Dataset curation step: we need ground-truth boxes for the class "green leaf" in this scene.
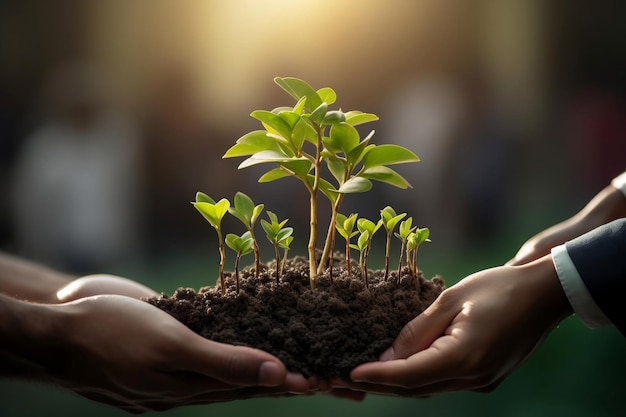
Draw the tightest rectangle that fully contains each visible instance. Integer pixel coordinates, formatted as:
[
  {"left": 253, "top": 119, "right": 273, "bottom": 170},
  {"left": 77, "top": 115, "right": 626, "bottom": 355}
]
[
  {"left": 223, "top": 131, "right": 283, "bottom": 158},
  {"left": 309, "top": 102, "right": 328, "bottom": 124},
  {"left": 195, "top": 192, "right": 215, "bottom": 204},
  {"left": 193, "top": 199, "right": 230, "bottom": 229},
  {"left": 293, "top": 97, "right": 307, "bottom": 114},
  {"left": 238, "top": 151, "right": 305, "bottom": 169},
  {"left": 399, "top": 217, "right": 415, "bottom": 238},
  {"left": 280, "top": 159, "right": 312, "bottom": 180},
  {"left": 278, "top": 111, "right": 301, "bottom": 129},
  {"left": 258, "top": 167, "right": 291, "bottom": 183},
  {"left": 325, "top": 156, "right": 347, "bottom": 184},
  {"left": 337, "top": 176, "right": 372, "bottom": 194},
  {"left": 315, "top": 177, "right": 339, "bottom": 203},
  {"left": 361, "top": 166, "right": 412, "bottom": 188},
  {"left": 251, "top": 205, "right": 264, "bottom": 224},
  {"left": 274, "top": 77, "right": 322, "bottom": 110},
  {"left": 276, "top": 227, "right": 294, "bottom": 243},
  {"left": 346, "top": 133, "right": 375, "bottom": 166},
  {"left": 225, "top": 233, "right": 241, "bottom": 251},
  {"left": 344, "top": 111, "right": 379, "bottom": 126},
  {"left": 329, "top": 122, "right": 360, "bottom": 154},
  {"left": 362, "top": 144, "right": 420, "bottom": 169},
  {"left": 322, "top": 110, "right": 346, "bottom": 125},
  {"left": 290, "top": 117, "right": 307, "bottom": 151},
  {"left": 317, "top": 87, "right": 336, "bottom": 105},
  {"left": 251, "top": 110, "right": 292, "bottom": 140},
  {"left": 233, "top": 192, "right": 254, "bottom": 220},
  {"left": 356, "top": 231, "right": 370, "bottom": 251}
]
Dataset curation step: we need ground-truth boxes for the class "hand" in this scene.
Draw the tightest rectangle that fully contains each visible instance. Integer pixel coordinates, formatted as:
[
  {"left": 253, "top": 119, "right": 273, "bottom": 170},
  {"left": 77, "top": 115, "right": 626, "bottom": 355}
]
[
  {"left": 332, "top": 255, "right": 572, "bottom": 397},
  {"left": 508, "top": 184, "right": 626, "bottom": 266},
  {"left": 56, "top": 274, "right": 158, "bottom": 302},
  {"left": 38, "top": 295, "right": 311, "bottom": 413}
]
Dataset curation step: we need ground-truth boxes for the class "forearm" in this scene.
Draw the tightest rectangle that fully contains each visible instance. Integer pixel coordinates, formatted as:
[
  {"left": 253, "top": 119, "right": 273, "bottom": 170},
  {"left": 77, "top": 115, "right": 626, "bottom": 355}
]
[
  {"left": 0, "top": 252, "right": 74, "bottom": 303},
  {"left": 0, "top": 294, "right": 60, "bottom": 380}
]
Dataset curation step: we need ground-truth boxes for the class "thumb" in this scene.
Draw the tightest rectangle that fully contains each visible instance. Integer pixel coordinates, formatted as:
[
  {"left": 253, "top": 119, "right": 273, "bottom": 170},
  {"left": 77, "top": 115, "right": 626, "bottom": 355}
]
[
  {"left": 180, "top": 336, "right": 288, "bottom": 387},
  {"left": 382, "top": 293, "right": 455, "bottom": 361}
]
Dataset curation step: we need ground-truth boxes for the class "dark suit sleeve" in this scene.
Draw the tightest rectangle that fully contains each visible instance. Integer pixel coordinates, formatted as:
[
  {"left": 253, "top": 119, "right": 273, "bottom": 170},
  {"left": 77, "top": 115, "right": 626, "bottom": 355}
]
[{"left": 565, "top": 218, "right": 626, "bottom": 335}]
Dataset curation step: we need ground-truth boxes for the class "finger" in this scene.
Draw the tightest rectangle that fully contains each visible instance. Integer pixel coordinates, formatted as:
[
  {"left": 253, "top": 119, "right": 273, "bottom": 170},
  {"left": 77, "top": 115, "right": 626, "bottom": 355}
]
[
  {"left": 350, "top": 333, "right": 462, "bottom": 388},
  {"left": 57, "top": 275, "right": 158, "bottom": 302},
  {"left": 377, "top": 292, "right": 457, "bottom": 361}
]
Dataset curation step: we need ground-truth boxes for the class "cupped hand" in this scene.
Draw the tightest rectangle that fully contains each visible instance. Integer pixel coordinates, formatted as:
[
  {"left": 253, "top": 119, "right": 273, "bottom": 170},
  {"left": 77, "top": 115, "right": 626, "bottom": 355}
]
[
  {"left": 56, "top": 274, "right": 158, "bottom": 302},
  {"left": 332, "top": 255, "right": 572, "bottom": 397},
  {"left": 47, "top": 294, "right": 311, "bottom": 413}
]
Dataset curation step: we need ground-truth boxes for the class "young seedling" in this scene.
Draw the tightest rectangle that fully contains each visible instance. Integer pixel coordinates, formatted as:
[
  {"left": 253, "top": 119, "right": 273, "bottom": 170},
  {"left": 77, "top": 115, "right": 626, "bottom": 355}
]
[
  {"left": 394, "top": 217, "right": 416, "bottom": 282},
  {"left": 279, "top": 235, "right": 294, "bottom": 274},
  {"left": 192, "top": 192, "right": 230, "bottom": 295},
  {"left": 380, "top": 206, "right": 406, "bottom": 281},
  {"left": 261, "top": 211, "right": 293, "bottom": 283},
  {"left": 335, "top": 212, "right": 358, "bottom": 275},
  {"left": 223, "top": 77, "right": 420, "bottom": 289},
  {"left": 350, "top": 230, "right": 370, "bottom": 288},
  {"left": 228, "top": 192, "right": 264, "bottom": 277},
  {"left": 406, "top": 228, "right": 431, "bottom": 277},
  {"left": 225, "top": 231, "right": 254, "bottom": 294},
  {"left": 354, "top": 217, "right": 383, "bottom": 288}
]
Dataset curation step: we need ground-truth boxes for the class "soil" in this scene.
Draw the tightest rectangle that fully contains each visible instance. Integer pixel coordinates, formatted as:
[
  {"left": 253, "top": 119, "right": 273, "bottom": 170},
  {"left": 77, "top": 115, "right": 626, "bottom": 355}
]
[{"left": 146, "top": 253, "right": 445, "bottom": 380}]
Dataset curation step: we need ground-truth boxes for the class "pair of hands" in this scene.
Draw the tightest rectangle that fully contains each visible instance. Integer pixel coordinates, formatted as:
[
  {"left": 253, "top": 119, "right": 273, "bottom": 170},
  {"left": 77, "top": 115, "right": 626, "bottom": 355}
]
[{"left": 44, "top": 183, "right": 626, "bottom": 411}]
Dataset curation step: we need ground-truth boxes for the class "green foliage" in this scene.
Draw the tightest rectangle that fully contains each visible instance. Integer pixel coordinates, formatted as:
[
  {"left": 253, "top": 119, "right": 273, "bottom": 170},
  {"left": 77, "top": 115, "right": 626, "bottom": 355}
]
[
  {"left": 223, "top": 76, "right": 420, "bottom": 288},
  {"left": 335, "top": 212, "right": 359, "bottom": 274},
  {"left": 228, "top": 192, "right": 264, "bottom": 277},
  {"left": 380, "top": 206, "right": 407, "bottom": 281},
  {"left": 406, "top": 228, "right": 431, "bottom": 277},
  {"left": 192, "top": 193, "right": 230, "bottom": 295},
  {"left": 261, "top": 211, "right": 293, "bottom": 283},
  {"left": 225, "top": 231, "right": 254, "bottom": 294},
  {"left": 395, "top": 217, "right": 416, "bottom": 281},
  {"left": 350, "top": 217, "right": 383, "bottom": 288}
]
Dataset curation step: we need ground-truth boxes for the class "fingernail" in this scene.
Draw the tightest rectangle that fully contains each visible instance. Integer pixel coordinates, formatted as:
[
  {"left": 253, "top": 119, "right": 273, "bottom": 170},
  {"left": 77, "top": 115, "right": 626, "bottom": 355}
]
[
  {"left": 258, "top": 361, "right": 284, "bottom": 386},
  {"left": 379, "top": 347, "right": 395, "bottom": 361}
]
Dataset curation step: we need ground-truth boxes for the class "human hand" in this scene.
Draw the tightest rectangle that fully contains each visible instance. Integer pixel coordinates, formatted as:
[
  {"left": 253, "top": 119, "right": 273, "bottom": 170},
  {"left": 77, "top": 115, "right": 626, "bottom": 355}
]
[
  {"left": 56, "top": 274, "right": 158, "bottom": 302},
  {"left": 33, "top": 295, "right": 311, "bottom": 413},
  {"left": 332, "top": 255, "right": 572, "bottom": 397},
  {"left": 508, "top": 185, "right": 626, "bottom": 266}
]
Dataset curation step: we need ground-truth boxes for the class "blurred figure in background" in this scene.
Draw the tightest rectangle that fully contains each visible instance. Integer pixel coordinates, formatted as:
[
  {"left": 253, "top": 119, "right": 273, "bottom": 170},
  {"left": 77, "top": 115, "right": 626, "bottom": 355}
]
[{"left": 10, "top": 61, "right": 142, "bottom": 273}]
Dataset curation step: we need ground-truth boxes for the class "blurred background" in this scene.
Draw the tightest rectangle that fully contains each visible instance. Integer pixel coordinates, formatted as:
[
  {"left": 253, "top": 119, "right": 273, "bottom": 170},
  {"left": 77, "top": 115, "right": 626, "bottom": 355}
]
[{"left": 0, "top": 0, "right": 624, "bottom": 416}]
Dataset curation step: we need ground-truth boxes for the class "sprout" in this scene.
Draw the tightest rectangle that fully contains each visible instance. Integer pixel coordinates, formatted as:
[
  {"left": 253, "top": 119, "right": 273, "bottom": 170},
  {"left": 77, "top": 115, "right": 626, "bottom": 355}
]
[
  {"left": 228, "top": 192, "right": 264, "bottom": 277},
  {"left": 335, "top": 212, "right": 359, "bottom": 276},
  {"left": 192, "top": 192, "right": 230, "bottom": 295},
  {"left": 225, "top": 231, "right": 254, "bottom": 294},
  {"left": 394, "top": 217, "right": 416, "bottom": 282},
  {"left": 350, "top": 230, "right": 370, "bottom": 288},
  {"left": 406, "top": 228, "right": 431, "bottom": 277},
  {"left": 380, "top": 206, "right": 406, "bottom": 281},
  {"left": 353, "top": 217, "right": 383, "bottom": 288},
  {"left": 261, "top": 211, "right": 293, "bottom": 283}
]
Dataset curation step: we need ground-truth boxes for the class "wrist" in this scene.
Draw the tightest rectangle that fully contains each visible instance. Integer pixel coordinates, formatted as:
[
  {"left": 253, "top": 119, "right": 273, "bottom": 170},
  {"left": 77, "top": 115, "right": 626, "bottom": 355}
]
[{"left": 519, "top": 254, "right": 573, "bottom": 324}]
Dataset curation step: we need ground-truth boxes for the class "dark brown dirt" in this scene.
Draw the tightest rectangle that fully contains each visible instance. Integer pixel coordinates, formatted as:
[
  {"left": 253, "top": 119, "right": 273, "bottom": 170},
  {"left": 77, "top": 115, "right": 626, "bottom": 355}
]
[{"left": 146, "top": 253, "right": 445, "bottom": 380}]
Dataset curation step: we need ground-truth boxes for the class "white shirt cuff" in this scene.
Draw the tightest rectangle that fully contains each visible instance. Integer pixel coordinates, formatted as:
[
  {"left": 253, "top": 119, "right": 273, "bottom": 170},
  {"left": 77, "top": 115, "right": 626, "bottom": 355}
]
[
  {"left": 551, "top": 245, "right": 611, "bottom": 329},
  {"left": 611, "top": 171, "right": 626, "bottom": 196}
]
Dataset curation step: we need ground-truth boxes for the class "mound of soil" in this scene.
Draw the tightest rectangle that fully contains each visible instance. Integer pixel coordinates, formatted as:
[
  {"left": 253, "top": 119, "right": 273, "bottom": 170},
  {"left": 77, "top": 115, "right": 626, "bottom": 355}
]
[{"left": 146, "top": 254, "right": 445, "bottom": 380}]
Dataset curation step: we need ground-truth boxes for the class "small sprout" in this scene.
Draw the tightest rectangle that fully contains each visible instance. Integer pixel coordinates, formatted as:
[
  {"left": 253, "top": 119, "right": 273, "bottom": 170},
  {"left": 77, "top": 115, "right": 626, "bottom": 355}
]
[
  {"left": 261, "top": 211, "right": 293, "bottom": 283},
  {"left": 394, "top": 217, "right": 416, "bottom": 282},
  {"left": 380, "top": 206, "right": 406, "bottom": 281},
  {"left": 228, "top": 192, "right": 264, "bottom": 277},
  {"left": 335, "top": 212, "right": 359, "bottom": 275},
  {"left": 193, "top": 192, "right": 230, "bottom": 295},
  {"left": 406, "top": 228, "right": 431, "bottom": 277},
  {"left": 279, "top": 235, "right": 294, "bottom": 275},
  {"left": 354, "top": 217, "right": 383, "bottom": 288},
  {"left": 350, "top": 230, "right": 370, "bottom": 287},
  {"left": 225, "top": 231, "right": 254, "bottom": 294}
]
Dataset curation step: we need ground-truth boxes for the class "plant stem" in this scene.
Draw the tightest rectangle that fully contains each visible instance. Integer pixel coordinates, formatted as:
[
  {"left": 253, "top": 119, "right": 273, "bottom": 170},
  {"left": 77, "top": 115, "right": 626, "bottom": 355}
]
[
  {"left": 317, "top": 194, "right": 344, "bottom": 275},
  {"left": 397, "top": 240, "right": 406, "bottom": 284},
  {"left": 217, "top": 230, "right": 226, "bottom": 295},
  {"left": 250, "top": 229, "right": 261, "bottom": 278},
  {"left": 363, "top": 247, "right": 369, "bottom": 289},
  {"left": 383, "top": 232, "right": 391, "bottom": 281},
  {"left": 345, "top": 240, "right": 352, "bottom": 277},
  {"left": 274, "top": 244, "right": 281, "bottom": 284},
  {"left": 307, "top": 124, "right": 324, "bottom": 290},
  {"left": 234, "top": 255, "right": 240, "bottom": 294}
]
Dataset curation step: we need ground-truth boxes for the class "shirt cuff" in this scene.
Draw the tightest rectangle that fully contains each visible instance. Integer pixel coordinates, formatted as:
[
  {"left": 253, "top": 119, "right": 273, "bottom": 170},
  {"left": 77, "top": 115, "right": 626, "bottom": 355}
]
[
  {"left": 610, "top": 171, "right": 626, "bottom": 196},
  {"left": 551, "top": 245, "right": 611, "bottom": 329}
]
